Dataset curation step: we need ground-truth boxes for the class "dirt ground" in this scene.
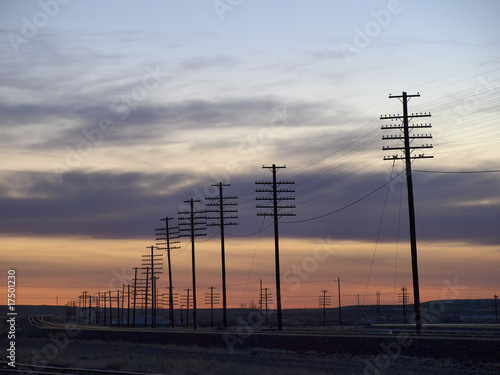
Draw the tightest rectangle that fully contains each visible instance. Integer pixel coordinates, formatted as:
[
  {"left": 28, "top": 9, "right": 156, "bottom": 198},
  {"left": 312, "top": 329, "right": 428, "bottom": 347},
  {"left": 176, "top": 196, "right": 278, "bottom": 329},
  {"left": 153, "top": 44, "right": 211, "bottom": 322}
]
[{"left": 15, "top": 337, "right": 500, "bottom": 375}]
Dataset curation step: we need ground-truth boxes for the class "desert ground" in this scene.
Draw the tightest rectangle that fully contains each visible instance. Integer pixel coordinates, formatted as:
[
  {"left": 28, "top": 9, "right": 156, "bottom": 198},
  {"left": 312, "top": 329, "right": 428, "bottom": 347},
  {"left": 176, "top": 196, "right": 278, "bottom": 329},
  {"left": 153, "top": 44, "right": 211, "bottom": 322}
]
[{"left": 3, "top": 301, "right": 500, "bottom": 374}]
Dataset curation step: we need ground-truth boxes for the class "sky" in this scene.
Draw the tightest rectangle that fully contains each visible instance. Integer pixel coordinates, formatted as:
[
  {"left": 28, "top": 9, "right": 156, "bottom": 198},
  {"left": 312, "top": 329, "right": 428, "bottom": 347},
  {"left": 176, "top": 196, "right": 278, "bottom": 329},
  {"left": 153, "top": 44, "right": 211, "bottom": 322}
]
[{"left": 1, "top": 0, "right": 499, "bottom": 310}]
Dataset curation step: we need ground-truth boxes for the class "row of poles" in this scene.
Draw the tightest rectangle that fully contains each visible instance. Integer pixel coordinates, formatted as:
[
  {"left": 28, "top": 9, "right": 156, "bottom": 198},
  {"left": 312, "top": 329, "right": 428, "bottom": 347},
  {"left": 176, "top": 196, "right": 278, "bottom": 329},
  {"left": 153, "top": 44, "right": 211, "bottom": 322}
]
[
  {"left": 67, "top": 92, "right": 435, "bottom": 334},
  {"left": 66, "top": 165, "right": 295, "bottom": 330}
]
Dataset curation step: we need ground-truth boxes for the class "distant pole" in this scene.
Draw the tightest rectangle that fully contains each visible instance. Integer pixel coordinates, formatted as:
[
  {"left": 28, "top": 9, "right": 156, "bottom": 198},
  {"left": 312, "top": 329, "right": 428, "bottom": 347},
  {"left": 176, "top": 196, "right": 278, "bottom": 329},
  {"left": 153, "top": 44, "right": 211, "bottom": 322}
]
[
  {"left": 109, "top": 290, "right": 112, "bottom": 327},
  {"left": 399, "top": 286, "right": 408, "bottom": 324},
  {"left": 116, "top": 290, "right": 121, "bottom": 327},
  {"left": 260, "top": 279, "right": 263, "bottom": 324},
  {"left": 133, "top": 267, "right": 138, "bottom": 328},
  {"left": 494, "top": 294, "right": 498, "bottom": 324},
  {"left": 127, "top": 284, "right": 130, "bottom": 328},
  {"left": 88, "top": 294, "right": 92, "bottom": 324},
  {"left": 144, "top": 267, "right": 149, "bottom": 328},
  {"left": 338, "top": 277, "right": 342, "bottom": 326},
  {"left": 320, "top": 290, "right": 330, "bottom": 326},
  {"left": 179, "top": 199, "right": 207, "bottom": 330},
  {"left": 184, "top": 289, "right": 191, "bottom": 328},
  {"left": 265, "top": 288, "right": 269, "bottom": 325},
  {"left": 157, "top": 217, "right": 180, "bottom": 329},
  {"left": 256, "top": 164, "right": 296, "bottom": 331},
  {"left": 103, "top": 292, "right": 107, "bottom": 325},
  {"left": 376, "top": 290, "right": 381, "bottom": 313},
  {"left": 381, "top": 92, "right": 432, "bottom": 334}
]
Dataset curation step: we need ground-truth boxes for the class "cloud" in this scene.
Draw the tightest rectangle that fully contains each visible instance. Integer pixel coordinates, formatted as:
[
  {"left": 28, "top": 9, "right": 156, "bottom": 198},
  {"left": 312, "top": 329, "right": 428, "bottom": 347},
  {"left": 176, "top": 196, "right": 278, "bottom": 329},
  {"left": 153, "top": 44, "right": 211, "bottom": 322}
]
[{"left": 1, "top": 167, "right": 499, "bottom": 247}]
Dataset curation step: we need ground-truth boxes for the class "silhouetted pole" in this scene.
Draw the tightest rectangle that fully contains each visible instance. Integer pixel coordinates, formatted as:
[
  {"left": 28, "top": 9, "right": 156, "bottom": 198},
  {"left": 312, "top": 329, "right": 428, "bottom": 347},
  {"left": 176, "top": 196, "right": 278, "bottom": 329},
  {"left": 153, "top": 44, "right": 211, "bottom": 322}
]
[
  {"left": 132, "top": 267, "right": 138, "bottom": 328},
  {"left": 256, "top": 164, "right": 295, "bottom": 331},
  {"left": 494, "top": 294, "right": 498, "bottom": 323},
  {"left": 127, "top": 284, "right": 130, "bottom": 328},
  {"left": 179, "top": 199, "right": 207, "bottom": 330},
  {"left": 103, "top": 292, "right": 107, "bottom": 325},
  {"left": 184, "top": 288, "right": 191, "bottom": 328},
  {"left": 82, "top": 291, "right": 87, "bottom": 324},
  {"left": 157, "top": 217, "right": 180, "bottom": 328},
  {"left": 108, "top": 290, "right": 112, "bottom": 327},
  {"left": 88, "top": 294, "right": 92, "bottom": 324},
  {"left": 320, "top": 290, "right": 330, "bottom": 326},
  {"left": 206, "top": 182, "right": 238, "bottom": 329},
  {"left": 381, "top": 92, "right": 433, "bottom": 334},
  {"left": 338, "top": 276, "right": 342, "bottom": 326},
  {"left": 399, "top": 286, "right": 408, "bottom": 323},
  {"left": 144, "top": 267, "right": 149, "bottom": 328}
]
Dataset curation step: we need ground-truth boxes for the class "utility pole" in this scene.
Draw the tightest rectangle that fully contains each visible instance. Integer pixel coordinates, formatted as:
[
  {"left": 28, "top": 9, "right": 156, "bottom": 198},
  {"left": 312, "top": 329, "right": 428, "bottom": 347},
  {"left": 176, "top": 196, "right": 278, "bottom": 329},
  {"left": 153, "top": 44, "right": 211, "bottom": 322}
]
[
  {"left": 103, "top": 292, "right": 107, "bottom": 325},
  {"left": 319, "top": 290, "right": 331, "bottom": 326},
  {"left": 143, "top": 246, "right": 163, "bottom": 328},
  {"left": 88, "top": 294, "right": 92, "bottom": 324},
  {"left": 494, "top": 294, "right": 498, "bottom": 324},
  {"left": 144, "top": 267, "right": 149, "bottom": 328},
  {"left": 182, "top": 288, "right": 191, "bottom": 328},
  {"left": 381, "top": 92, "right": 433, "bottom": 334},
  {"left": 206, "top": 182, "right": 238, "bottom": 329},
  {"left": 156, "top": 217, "right": 180, "bottom": 328},
  {"left": 337, "top": 276, "right": 342, "bottom": 326},
  {"left": 256, "top": 164, "right": 295, "bottom": 331},
  {"left": 205, "top": 286, "right": 220, "bottom": 328},
  {"left": 376, "top": 290, "right": 381, "bottom": 313},
  {"left": 179, "top": 199, "right": 207, "bottom": 330},
  {"left": 399, "top": 286, "right": 409, "bottom": 324},
  {"left": 132, "top": 267, "right": 138, "bottom": 328},
  {"left": 127, "top": 284, "right": 130, "bottom": 328},
  {"left": 261, "top": 287, "right": 273, "bottom": 325},
  {"left": 108, "top": 290, "right": 112, "bottom": 327},
  {"left": 82, "top": 291, "right": 87, "bottom": 324},
  {"left": 117, "top": 290, "right": 120, "bottom": 327}
]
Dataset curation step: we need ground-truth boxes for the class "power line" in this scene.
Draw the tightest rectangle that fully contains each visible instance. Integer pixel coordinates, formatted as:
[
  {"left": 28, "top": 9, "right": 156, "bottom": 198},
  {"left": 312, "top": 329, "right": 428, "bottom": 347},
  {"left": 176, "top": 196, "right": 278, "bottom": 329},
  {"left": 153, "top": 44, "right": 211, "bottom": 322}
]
[
  {"left": 283, "top": 170, "right": 405, "bottom": 224},
  {"left": 414, "top": 169, "right": 500, "bottom": 174}
]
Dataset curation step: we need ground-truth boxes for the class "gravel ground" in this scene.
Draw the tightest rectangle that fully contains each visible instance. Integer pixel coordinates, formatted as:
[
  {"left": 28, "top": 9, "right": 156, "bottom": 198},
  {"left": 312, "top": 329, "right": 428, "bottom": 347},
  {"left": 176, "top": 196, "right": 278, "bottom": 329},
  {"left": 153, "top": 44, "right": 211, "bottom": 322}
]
[{"left": 15, "top": 337, "right": 500, "bottom": 375}]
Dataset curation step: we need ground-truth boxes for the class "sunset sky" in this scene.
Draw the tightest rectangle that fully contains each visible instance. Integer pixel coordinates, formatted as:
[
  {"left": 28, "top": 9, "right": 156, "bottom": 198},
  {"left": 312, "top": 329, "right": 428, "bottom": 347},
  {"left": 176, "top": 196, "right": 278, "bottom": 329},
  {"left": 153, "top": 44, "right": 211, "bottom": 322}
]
[{"left": 1, "top": 0, "right": 499, "bottom": 309}]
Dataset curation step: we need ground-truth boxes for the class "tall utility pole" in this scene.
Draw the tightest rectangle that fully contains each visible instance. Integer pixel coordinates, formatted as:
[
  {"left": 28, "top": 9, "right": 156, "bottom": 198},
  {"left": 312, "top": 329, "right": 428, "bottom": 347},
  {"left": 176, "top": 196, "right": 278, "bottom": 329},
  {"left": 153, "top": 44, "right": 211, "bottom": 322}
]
[
  {"left": 256, "top": 164, "right": 295, "bottom": 331},
  {"left": 381, "top": 92, "right": 433, "bottom": 334},
  {"left": 179, "top": 199, "right": 207, "bottom": 329},
  {"left": 156, "top": 217, "right": 180, "bottom": 328},
  {"left": 206, "top": 182, "right": 238, "bottom": 329}
]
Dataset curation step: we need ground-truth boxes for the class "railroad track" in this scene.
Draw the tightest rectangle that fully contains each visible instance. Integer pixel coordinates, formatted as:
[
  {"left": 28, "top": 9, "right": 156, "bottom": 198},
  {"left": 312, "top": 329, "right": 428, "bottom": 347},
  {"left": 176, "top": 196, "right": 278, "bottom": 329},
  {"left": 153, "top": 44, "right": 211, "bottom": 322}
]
[
  {"left": 0, "top": 361, "right": 170, "bottom": 375},
  {"left": 28, "top": 315, "right": 500, "bottom": 339}
]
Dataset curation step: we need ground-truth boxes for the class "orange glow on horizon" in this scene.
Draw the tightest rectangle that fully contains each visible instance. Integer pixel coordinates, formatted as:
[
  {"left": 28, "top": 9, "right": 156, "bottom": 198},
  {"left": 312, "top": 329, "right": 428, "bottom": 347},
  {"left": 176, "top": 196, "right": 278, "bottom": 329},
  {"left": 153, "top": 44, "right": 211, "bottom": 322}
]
[{"left": 1, "top": 236, "right": 498, "bottom": 308}]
